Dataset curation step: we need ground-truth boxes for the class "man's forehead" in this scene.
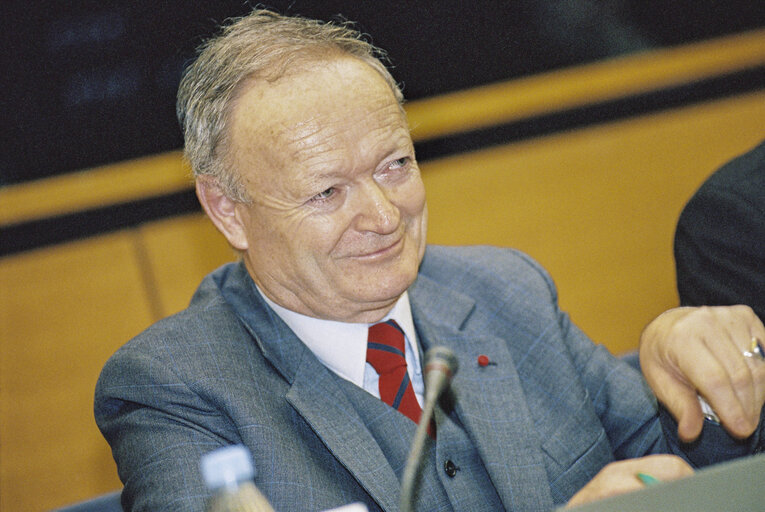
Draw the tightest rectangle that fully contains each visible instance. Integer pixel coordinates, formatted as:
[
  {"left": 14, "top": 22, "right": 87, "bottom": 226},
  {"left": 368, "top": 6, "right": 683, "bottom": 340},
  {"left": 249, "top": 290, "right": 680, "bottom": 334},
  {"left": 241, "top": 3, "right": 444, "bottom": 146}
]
[
  {"left": 280, "top": 95, "right": 406, "bottom": 143},
  {"left": 244, "top": 57, "right": 394, "bottom": 109},
  {"left": 232, "top": 57, "right": 408, "bottom": 151}
]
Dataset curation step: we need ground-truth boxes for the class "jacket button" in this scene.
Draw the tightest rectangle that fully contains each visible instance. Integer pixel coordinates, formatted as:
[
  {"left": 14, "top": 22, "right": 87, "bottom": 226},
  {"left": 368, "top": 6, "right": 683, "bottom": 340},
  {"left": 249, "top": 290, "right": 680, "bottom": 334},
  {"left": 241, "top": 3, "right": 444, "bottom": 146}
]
[{"left": 444, "top": 459, "right": 457, "bottom": 477}]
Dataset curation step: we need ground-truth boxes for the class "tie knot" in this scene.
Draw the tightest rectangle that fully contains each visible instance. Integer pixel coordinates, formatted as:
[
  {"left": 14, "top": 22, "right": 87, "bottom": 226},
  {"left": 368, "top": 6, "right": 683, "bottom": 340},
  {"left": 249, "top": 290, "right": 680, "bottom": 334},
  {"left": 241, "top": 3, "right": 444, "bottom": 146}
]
[{"left": 366, "top": 320, "right": 406, "bottom": 374}]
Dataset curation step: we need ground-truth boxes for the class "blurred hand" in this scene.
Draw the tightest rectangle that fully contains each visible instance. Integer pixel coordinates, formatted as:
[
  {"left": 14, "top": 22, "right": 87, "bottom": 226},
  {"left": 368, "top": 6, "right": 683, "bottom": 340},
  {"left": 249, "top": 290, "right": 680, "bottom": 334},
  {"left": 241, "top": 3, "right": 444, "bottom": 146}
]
[
  {"left": 639, "top": 305, "right": 765, "bottom": 442},
  {"left": 566, "top": 455, "right": 693, "bottom": 507}
]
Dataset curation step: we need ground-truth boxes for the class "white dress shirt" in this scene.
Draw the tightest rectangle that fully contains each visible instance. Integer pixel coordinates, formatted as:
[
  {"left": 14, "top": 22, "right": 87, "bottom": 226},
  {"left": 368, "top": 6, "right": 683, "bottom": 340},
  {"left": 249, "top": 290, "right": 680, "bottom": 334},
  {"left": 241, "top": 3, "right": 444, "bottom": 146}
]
[{"left": 257, "top": 289, "right": 425, "bottom": 407}]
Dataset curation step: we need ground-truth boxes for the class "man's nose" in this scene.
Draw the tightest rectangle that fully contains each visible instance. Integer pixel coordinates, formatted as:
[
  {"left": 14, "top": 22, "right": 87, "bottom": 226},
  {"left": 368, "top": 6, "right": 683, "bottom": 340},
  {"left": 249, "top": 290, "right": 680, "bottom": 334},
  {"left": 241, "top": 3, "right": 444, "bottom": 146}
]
[{"left": 353, "top": 180, "right": 400, "bottom": 234}]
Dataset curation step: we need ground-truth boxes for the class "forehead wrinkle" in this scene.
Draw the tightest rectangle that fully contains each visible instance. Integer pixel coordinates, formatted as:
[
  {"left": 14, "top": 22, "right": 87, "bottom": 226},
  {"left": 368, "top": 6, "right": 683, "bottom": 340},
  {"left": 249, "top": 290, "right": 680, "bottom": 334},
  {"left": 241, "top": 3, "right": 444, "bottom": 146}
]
[
  {"left": 287, "top": 100, "right": 410, "bottom": 174},
  {"left": 282, "top": 118, "right": 339, "bottom": 164}
]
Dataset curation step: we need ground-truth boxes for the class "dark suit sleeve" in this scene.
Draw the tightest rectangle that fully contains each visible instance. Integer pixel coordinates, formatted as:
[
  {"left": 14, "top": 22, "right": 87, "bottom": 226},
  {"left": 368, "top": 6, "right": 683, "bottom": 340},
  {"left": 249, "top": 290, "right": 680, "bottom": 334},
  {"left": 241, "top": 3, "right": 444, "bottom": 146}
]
[
  {"left": 658, "top": 406, "right": 764, "bottom": 466},
  {"left": 671, "top": 143, "right": 765, "bottom": 461},
  {"left": 674, "top": 144, "right": 765, "bottom": 323},
  {"left": 94, "top": 347, "right": 230, "bottom": 512}
]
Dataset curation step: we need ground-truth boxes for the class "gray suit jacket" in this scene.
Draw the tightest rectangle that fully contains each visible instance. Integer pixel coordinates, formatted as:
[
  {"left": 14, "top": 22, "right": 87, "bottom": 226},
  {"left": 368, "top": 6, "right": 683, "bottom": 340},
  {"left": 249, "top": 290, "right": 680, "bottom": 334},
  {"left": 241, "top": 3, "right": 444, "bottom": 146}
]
[{"left": 95, "top": 246, "right": 759, "bottom": 512}]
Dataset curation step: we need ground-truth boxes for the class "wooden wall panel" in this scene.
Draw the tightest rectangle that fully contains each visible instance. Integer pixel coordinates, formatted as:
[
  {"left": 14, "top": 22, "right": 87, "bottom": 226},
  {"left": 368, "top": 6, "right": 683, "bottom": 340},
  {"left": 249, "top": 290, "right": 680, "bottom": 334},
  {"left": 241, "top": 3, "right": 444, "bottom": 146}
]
[
  {"left": 423, "top": 91, "right": 765, "bottom": 354},
  {"left": 0, "top": 218, "right": 235, "bottom": 511},
  {"left": 0, "top": 232, "right": 156, "bottom": 511},
  {"left": 136, "top": 213, "right": 237, "bottom": 317}
]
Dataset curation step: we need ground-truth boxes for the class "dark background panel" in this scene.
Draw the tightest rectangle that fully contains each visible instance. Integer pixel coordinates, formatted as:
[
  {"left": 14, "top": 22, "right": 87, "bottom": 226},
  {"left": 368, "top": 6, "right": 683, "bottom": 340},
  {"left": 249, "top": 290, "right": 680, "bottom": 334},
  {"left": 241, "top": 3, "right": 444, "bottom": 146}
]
[{"left": 3, "top": 0, "right": 764, "bottom": 186}]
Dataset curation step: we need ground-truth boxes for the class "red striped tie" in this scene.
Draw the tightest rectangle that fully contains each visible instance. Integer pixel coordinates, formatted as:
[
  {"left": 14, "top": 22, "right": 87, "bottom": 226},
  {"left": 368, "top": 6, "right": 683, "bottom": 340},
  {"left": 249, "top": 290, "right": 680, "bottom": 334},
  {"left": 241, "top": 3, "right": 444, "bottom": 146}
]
[{"left": 366, "top": 320, "right": 422, "bottom": 425}]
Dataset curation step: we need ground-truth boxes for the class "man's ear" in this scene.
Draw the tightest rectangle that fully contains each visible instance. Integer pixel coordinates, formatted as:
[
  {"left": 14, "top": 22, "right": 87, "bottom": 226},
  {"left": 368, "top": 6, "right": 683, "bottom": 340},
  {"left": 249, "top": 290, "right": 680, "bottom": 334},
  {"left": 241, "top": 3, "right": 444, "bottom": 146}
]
[{"left": 195, "top": 177, "right": 249, "bottom": 251}]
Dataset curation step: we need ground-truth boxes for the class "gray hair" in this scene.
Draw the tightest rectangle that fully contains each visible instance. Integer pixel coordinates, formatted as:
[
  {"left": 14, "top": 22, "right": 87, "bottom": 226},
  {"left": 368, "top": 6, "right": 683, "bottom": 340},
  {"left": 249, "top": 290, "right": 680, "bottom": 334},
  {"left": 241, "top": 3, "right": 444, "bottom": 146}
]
[{"left": 177, "top": 9, "right": 404, "bottom": 202}]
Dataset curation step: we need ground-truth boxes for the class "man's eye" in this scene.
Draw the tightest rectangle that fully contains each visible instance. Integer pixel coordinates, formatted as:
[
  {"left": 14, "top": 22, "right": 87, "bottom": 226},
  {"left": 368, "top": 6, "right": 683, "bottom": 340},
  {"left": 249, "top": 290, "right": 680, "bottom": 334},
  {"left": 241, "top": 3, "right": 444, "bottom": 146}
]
[
  {"left": 311, "top": 187, "right": 336, "bottom": 201},
  {"left": 390, "top": 157, "right": 409, "bottom": 169}
]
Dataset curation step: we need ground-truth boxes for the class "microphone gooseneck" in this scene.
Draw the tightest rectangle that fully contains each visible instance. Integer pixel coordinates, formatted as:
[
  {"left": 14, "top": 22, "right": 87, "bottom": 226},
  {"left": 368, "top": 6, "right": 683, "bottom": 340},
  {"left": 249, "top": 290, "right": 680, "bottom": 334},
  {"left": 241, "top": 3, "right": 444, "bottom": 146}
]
[{"left": 400, "top": 346, "right": 459, "bottom": 512}]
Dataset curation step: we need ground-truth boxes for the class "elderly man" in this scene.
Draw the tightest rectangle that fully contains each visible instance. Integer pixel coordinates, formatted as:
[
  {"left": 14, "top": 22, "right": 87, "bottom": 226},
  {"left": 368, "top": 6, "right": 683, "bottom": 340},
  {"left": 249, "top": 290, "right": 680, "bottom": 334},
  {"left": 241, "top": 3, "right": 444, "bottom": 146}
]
[{"left": 95, "top": 9, "right": 765, "bottom": 512}]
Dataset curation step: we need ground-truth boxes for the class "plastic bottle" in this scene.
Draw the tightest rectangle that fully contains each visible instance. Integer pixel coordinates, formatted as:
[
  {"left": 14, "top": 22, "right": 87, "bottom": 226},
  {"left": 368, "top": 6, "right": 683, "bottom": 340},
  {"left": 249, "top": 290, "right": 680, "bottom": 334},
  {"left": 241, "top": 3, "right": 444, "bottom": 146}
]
[{"left": 201, "top": 445, "right": 275, "bottom": 512}]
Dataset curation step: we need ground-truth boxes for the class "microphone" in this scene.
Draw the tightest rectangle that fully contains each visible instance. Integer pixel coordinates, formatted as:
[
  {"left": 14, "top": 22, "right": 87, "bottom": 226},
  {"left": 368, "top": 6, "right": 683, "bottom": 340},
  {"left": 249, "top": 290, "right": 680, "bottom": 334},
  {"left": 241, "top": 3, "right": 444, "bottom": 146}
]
[{"left": 400, "top": 346, "right": 459, "bottom": 512}]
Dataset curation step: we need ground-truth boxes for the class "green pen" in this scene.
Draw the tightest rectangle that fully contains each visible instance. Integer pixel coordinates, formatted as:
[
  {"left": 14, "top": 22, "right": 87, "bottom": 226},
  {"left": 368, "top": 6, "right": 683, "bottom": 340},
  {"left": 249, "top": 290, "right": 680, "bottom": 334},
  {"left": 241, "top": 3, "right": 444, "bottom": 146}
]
[{"left": 636, "top": 472, "right": 661, "bottom": 486}]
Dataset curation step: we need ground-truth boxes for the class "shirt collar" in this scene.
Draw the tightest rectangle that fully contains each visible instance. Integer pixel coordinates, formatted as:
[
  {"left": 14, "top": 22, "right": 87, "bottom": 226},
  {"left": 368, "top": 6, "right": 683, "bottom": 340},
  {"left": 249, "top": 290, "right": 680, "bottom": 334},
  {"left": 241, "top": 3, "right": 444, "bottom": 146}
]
[{"left": 256, "top": 289, "right": 420, "bottom": 388}]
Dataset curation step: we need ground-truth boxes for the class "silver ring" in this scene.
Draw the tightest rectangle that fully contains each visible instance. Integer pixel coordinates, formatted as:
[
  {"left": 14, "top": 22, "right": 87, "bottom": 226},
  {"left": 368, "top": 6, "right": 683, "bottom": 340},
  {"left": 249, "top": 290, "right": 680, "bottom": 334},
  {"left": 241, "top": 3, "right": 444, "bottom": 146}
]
[{"left": 743, "top": 337, "right": 765, "bottom": 361}]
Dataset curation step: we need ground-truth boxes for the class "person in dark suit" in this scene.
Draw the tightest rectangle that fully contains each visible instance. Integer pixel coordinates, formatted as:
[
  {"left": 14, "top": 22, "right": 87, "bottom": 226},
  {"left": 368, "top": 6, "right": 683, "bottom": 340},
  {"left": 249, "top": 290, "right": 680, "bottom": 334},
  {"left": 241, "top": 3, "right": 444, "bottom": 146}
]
[
  {"left": 675, "top": 140, "right": 765, "bottom": 322},
  {"left": 95, "top": 9, "right": 765, "bottom": 511}
]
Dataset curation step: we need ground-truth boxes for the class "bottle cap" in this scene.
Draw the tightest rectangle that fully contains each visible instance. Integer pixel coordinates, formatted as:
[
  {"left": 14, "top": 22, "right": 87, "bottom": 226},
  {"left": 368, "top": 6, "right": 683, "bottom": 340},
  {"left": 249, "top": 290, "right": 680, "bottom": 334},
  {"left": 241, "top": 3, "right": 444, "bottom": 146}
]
[{"left": 201, "top": 445, "right": 256, "bottom": 490}]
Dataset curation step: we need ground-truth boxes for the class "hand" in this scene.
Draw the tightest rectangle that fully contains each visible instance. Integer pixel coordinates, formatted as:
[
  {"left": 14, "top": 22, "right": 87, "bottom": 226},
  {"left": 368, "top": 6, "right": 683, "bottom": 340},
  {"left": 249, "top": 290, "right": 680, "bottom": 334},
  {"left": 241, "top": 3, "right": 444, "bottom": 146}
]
[
  {"left": 640, "top": 305, "right": 765, "bottom": 442},
  {"left": 566, "top": 455, "right": 693, "bottom": 507}
]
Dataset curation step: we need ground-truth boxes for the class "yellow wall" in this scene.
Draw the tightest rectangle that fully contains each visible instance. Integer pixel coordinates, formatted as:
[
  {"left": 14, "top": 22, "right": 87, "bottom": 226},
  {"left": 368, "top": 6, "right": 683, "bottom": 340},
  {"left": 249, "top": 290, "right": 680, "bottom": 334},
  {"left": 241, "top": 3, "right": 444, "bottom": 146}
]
[
  {"left": 0, "top": 218, "right": 235, "bottom": 510},
  {"left": 1, "top": 30, "right": 764, "bottom": 510}
]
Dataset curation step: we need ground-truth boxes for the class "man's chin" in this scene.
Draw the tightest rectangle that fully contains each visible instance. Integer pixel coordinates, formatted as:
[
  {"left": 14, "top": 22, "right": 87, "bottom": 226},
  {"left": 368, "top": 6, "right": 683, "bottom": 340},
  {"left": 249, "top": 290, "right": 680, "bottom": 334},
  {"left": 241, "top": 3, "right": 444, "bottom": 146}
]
[{"left": 354, "top": 278, "right": 415, "bottom": 304}]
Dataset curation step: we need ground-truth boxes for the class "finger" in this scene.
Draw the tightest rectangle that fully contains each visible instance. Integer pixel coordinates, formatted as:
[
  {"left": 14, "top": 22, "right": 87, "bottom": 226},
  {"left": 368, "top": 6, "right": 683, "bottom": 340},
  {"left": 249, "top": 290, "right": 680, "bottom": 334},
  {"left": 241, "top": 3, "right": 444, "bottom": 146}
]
[
  {"left": 700, "top": 309, "right": 765, "bottom": 437},
  {"left": 676, "top": 344, "right": 753, "bottom": 438},
  {"left": 566, "top": 455, "right": 693, "bottom": 507},
  {"left": 694, "top": 306, "right": 765, "bottom": 435},
  {"left": 642, "top": 363, "right": 705, "bottom": 442},
  {"left": 722, "top": 305, "right": 765, "bottom": 405},
  {"left": 745, "top": 330, "right": 765, "bottom": 418},
  {"left": 632, "top": 454, "right": 695, "bottom": 481},
  {"left": 747, "top": 316, "right": 765, "bottom": 390},
  {"left": 698, "top": 328, "right": 757, "bottom": 433}
]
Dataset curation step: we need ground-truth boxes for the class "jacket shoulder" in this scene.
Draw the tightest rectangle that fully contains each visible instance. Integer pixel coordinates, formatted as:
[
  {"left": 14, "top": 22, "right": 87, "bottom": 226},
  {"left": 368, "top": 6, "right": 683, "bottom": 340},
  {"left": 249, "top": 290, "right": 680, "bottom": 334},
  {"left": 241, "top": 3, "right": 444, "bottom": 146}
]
[
  {"left": 98, "top": 262, "right": 248, "bottom": 381},
  {"left": 419, "top": 245, "right": 557, "bottom": 301}
]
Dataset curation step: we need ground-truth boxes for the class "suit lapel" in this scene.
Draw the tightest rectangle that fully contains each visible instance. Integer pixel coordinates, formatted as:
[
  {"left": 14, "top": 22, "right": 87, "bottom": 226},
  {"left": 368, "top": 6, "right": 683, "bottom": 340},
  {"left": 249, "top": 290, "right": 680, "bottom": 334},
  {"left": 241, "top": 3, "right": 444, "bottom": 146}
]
[
  {"left": 286, "top": 349, "right": 401, "bottom": 512},
  {"left": 411, "top": 274, "right": 555, "bottom": 511}
]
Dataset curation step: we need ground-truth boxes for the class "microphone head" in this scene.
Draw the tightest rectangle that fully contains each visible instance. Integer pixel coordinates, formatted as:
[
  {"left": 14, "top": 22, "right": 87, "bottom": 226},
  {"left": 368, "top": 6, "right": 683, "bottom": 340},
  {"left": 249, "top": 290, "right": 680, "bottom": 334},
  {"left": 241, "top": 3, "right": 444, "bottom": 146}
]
[{"left": 424, "top": 346, "right": 458, "bottom": 381}]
